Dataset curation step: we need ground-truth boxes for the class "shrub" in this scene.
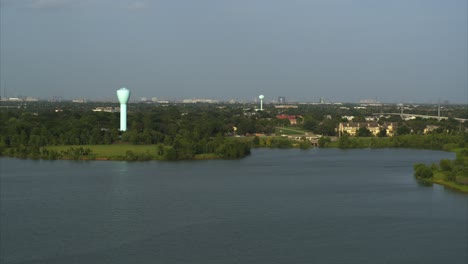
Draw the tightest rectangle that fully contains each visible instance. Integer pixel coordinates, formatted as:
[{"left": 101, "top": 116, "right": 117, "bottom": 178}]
[
  {"left": 318, "top": 137, "right": 331, "bottom": 148},
  {"left": 414, "top": 163, "right": 433, "bottom": 178},
  {"left": 439, "top": 159, "right": 453, "bottom": 172},
  {"left": 299, "top": 141, "right": 312, "bottom": 150}
]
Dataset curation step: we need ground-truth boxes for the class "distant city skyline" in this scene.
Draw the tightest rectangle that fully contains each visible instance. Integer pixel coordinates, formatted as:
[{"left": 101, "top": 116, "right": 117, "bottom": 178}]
[
  {"left": 0, "top": 92, "right": 462, "bottom": 105},
  {"left": 1, "top": 0, "right": 467, "bottom": 104}
]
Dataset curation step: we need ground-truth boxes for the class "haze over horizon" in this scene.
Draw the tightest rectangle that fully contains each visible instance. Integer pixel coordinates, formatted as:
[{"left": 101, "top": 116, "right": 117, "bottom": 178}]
[{"left": 1, "top": 0, "right": 467, "bottom": 104}]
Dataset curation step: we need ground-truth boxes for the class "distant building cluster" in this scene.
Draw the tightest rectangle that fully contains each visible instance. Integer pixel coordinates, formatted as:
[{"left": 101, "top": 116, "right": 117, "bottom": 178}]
[
  {"left": 92, "top": 107, "right": 119, "bottom": 113},
  {"left": 274, "top": 105, "right": 298, "bottom": 109},
  {"left": 182, "top": 98, "right": 219, "bottom": 103},
  {"left": 337, "top": 122, "right": 398, "bottom": 137},
  {"left": 0, "top": 97, "right": 39, "bottom": 102},
  {"left": 359, "top": 99, "right": 380, "bottom": 104}
]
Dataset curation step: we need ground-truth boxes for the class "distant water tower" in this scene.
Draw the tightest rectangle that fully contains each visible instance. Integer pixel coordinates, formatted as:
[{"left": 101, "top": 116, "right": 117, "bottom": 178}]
[
  {"left": 116, "top": 88, "right": 131, "bottom": 131},
  {"left": 259, "top": 94, "right": 265, "bottom": 111}
]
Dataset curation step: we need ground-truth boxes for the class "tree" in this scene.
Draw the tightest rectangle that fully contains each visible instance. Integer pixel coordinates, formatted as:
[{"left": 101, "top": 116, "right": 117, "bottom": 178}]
[
  {"left": 378, "top": 128, "right": 387, "bottom": 137},
  {"left": 357, "top": 127, "right": 372, "bottom": 137},
  {"left": 299, "top": 141, "right": 312, "bottom": 149},
  {"left": 439, "top": 159, "right": 452, "bottom": 172},
  {"left": 318, "top": 137, "right": 331, "bottom": 148},
  {"left": 302, "top": 116, "right": 318, "bottom": 131},
  {"left": 397, "top": 125, "right": 411, "bottom": 135},
  {"left": 316, "top": 119, "right": 338, "bottom": 136},
  {"left": 156, "top": 144, "right": 165, "bottom": 156},
  {"left": 252, "top": 136, "right": 260, "bottom": 147},
  {"left": 414, "top": 163, "right": 433, "bottom": 178},
  {"left": 338, "top": 135, "right": 352, "bottom": 148}
]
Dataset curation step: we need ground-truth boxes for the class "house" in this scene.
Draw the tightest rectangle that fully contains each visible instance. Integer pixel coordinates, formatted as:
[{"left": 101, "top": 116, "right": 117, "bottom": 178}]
[
  {"left": 92, "top": 107, "right": 118, "bottom": 113},
  {"left": 342, "top": 116, "right": 355, "bottom": 121},
  {"left": 381, "top": 122, "right": 398, "bottom": 137},
  {"left": 277, "top": 115, "right": 299, "bottom": 125},
  {"left": 365, "top": 116, "right": 378, "bottom": 122},
  {"left": 424, "top": 125, "right": 440, "bottom": 134}
]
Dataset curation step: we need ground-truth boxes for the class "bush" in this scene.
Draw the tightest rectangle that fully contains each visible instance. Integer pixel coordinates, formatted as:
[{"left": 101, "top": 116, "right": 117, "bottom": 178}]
[
  {"left": 338, "top": 136, "right": 352, "bottom": 149},
  {"left": 318, "top": 137, "right": 331, "bottom": 148},
  {"left": 299, "top": 141, "right": 312, "bottom": 150},
  {"left": 216, "top": 141, "right": 251, "bottom": 159},
  {"left": 439, "top": 159, "right": 453, "bottom": 172},
  {"left": 414, "top": 163, "right": 433, "bottom": 178},
  {"left": 252, "top": 136, "right": 260, "bottom": 147}
]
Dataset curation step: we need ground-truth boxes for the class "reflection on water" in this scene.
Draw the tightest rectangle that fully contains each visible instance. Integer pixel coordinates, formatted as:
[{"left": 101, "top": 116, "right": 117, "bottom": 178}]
[
  {"left": 415, "top": 178, "right": 433, "bottom": 187},
  {"left": 115, "top": 161, "right": 129, "bottom": 176}
]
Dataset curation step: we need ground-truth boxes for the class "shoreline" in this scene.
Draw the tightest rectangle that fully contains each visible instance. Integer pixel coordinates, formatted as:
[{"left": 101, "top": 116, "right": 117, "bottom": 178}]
[
  {"left": 416, "top": 177, "right": 468, "bottom": 194},
  {"left": 2, "top": 145, "right": 466, "bottom": 194}
]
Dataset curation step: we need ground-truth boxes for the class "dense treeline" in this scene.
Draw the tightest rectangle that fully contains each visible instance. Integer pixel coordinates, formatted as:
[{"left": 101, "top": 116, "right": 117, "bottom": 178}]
[
  {"left": 1, "top": 102, "right": 467, "bottom": 161},
  {"left": 337, "top": 133, "right": 467, "bottom": 150},
  {"left": 0, "top": 105, "right": 260, "bottom": 160}
]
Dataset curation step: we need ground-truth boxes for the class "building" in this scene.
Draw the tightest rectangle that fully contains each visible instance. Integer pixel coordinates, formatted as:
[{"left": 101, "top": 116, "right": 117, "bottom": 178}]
[
  {"left": 92, "top": 107, "right": 118, "bottom": 113},
  {"left": 277, "top": 115, "right": 300, "bottom": 125},
  {"left": 338, "top": 122, "right": 398, "bottom": 137},
  {"left": 424, "top": 125, "right": 440, "bottom": 134},
  {"left": 381, "top": 122, "right": 398, "bottom": 137},
  {"left": 338, "top": 122, "right": 380, "bottom": 137},
  {"left": 274, "top": 105, "right": 298, "bottom": 109},
  {"left": 278, "top": 96, "right": 286, "bottom": 104},
  {"left": 182, "top": 98, "right": 218, "bottom": 103},
  {"left": 341, "top": 116, "right": 355, "bottom": 121}
]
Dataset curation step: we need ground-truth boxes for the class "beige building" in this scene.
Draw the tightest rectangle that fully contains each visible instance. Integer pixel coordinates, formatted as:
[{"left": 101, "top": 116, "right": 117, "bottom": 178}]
[
  {"left": 338, "top": 122, "right": 379, "bottom": 136},
  {"left": 338, "top": 122, "right": 398, "bottom": 137},
  {"left": 381, "top": 122, "right": 398, "bottom": 137},
  {"left": 424, "top": 125, "right": 440, "bottom": 134}
]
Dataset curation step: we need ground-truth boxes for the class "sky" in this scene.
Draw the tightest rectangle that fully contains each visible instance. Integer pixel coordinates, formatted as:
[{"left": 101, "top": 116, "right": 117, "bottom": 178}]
[{"left": 1, "top": 0, "right": 467, "bottom": 103}]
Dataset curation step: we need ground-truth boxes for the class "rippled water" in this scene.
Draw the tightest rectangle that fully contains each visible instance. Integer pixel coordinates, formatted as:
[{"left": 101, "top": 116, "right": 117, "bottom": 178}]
[{"left": 1, "top": 148, "right": 466, "bottom": 264}]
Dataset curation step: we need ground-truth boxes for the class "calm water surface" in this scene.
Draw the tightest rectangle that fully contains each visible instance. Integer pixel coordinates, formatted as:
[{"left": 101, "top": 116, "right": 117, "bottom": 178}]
[{"left": 1, "top": 149, "right": 467, "bottom": 264}]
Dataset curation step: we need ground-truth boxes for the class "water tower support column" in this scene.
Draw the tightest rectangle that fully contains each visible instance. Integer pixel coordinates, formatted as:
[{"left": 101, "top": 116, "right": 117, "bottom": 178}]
[{"left": 120, "top": 103, "right": 127, "bottom": 131}]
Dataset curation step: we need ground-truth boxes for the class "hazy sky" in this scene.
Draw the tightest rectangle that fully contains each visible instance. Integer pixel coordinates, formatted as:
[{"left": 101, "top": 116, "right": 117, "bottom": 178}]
[{"left": 1, "top": 0, "right": 467, "bottom": 103}]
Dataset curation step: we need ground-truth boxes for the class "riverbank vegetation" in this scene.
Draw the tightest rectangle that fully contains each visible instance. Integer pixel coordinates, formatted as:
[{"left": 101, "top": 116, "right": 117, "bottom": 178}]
[
  {"left": 0, "top": 104, "right": 256, "bottom": 160},
  {"left": 336, "top": 134, "right": 468, "bottom": 193},
  {"left": 414, "top": 148, "right": 468, "bottom": 193},
  {"left": 337, "top": 133, "right": 466, "bottom": 151}
]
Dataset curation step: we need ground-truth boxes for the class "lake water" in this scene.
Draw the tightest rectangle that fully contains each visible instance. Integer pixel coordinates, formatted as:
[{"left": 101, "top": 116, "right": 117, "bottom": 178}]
[{"left": 1, "top": 148, "right": 467, "bottom": 264}]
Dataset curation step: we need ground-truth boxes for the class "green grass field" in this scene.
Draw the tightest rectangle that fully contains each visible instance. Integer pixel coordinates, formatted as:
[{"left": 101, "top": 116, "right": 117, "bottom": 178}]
[
  {"left": 47, "top": 145, "right": 158, "bottom": 159},
  {"left": 430, "top": 171, "right": 468, "bottom": 193},
  {"left": 275, "top": 127, "right": 309, "bottom": 136}
]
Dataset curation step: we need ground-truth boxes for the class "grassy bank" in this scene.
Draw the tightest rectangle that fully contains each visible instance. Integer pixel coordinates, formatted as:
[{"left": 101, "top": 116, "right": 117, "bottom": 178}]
[
  {"left": 430, "top": 178, "right": 468, "bottom": 193},
  {"left": 417, "top": 173, "right": 468, "bottom": 193},
  {"left": 45, "top": 145, "right": 160, "bottom": 160},
  {"left": 47, "top": 145, "right": 157, "bottom": 159},
  {"left": 275, "top": 127, "right": 308, "bottom": 136},
  {"left": 413, "top": 147, "right": 468, "bottom": 194},
  {"left": 45, "top": 144, "right": 223, "bottom": 161}
]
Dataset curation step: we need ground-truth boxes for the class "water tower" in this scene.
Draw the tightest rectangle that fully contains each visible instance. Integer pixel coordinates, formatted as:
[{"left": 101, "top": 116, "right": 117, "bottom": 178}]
[
  {"left": 259, "top": 94, "right": 265, "bottom": 111},
  {"left": 116, "top": 88, "right": 131, "bottom": 131}
]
